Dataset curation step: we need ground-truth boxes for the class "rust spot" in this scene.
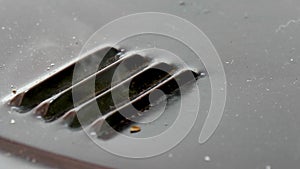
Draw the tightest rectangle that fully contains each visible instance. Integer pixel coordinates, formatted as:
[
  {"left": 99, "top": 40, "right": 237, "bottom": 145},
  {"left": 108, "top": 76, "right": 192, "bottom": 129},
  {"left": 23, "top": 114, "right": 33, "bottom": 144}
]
[
  {"left": 130, "top": 125, "right": 141, "bottom": 133},
  {"left": 12, "top": 89, "right": 17, "bottom": 94}
]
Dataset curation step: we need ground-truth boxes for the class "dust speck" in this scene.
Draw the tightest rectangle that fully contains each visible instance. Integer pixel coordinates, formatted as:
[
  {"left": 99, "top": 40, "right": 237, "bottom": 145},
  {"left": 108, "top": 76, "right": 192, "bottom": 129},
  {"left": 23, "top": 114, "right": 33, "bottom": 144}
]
[
  {"left": 265, "top": 165, "right": 271, "bottom": 169},
  {"left": 10, "top": 119, "right": 15, "bottom": 124},
  {"left": 290, "top": 58, "right": 295, "bottom": 63},
  {"left": 204, "top": 156, "right": 211, "bottom": 162}
]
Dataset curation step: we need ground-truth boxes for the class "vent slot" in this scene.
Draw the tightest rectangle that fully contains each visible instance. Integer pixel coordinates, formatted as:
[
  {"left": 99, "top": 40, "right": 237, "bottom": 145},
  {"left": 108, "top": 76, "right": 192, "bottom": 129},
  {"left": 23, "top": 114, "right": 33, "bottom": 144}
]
[
  {"left": 37, "top": 54, "right": 150, "bottom": 122},
  {"left": 88, "top": 69, "right": 199, "bottom": 139},
  {"left": 9, "top": 47, "right": 119, "bottom": 111}
]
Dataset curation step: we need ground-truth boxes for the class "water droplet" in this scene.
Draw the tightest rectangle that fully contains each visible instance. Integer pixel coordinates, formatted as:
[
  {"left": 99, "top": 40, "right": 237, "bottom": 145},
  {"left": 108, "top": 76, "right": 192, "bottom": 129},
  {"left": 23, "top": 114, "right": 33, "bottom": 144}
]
[
  {"left": 1, "top": 26, "right": 5, "bottom": 30},
  {"left": 50, "top": 63, "right": 55, "bottom": 67},
  {"left": 36, "top": 22, "right": 40, "bottom": 26},
  {"left": 265, "top": 165, "right": 272, "bottom": 169},
  {"left": 168, "top": 153, "right": 173, "bottom": 158},
  {"left": 120, "top": 48, "right": 126, "bottom": 53},
  {"left": 290, "top": 58, "right": 295, "bottom": 63},
  {"left": 90, "top": 132, "right": 97, "bottom": 136},
  {"left": 73, "top": 17, "right": 78, "bottom": 21},
  {"left": 225, "top": 60, "right": 234, "bottom": 64},
  {"left": 10, "top": 119, "right": 15, "bottom": 124},
  {"left": 72, "top": 36, "right": 76, "bottom": 40},
  {"left": 204, "top": 156, "right": 211, "bottom": 162},
  {"left": 116, "top": 52, "right": 123, "bottom": 57},
  {"left": 200, "top": 72, "right": 206, "bottom": 77}
]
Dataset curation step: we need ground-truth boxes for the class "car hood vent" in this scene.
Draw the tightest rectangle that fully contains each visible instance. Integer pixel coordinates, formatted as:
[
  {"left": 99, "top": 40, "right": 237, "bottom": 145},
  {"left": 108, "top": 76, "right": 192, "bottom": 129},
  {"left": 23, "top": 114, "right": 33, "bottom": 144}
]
[{"left": 5, "top": 46, "right": 201, "bottom": 139}]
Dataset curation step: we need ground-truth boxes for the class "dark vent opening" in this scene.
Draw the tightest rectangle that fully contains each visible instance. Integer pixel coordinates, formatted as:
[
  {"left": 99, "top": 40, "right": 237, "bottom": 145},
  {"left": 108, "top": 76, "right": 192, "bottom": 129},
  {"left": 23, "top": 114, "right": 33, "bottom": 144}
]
[{"left": 6, "top": 46, "right": 202, "bottom": 139}]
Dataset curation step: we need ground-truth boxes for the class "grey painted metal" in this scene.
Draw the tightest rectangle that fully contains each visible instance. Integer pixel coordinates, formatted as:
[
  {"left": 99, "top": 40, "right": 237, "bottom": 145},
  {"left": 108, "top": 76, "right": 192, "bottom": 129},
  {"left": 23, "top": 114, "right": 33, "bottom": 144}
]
[{"left": 0, "top": 0, "right": 300, "bottom": 169}]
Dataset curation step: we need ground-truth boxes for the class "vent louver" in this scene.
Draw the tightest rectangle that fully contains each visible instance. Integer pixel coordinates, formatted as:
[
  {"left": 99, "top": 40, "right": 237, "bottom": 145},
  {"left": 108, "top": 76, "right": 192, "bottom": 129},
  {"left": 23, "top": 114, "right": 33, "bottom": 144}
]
[{"left": 7, "top": 46, "right": 201, "bottom": 139}]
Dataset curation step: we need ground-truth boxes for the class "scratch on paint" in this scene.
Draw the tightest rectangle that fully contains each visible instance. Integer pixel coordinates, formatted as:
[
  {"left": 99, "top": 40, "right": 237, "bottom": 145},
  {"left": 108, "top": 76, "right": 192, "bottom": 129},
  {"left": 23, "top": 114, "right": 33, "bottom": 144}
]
[{"left": 276, "top": 19, "right": 300, "bottom": 33}]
